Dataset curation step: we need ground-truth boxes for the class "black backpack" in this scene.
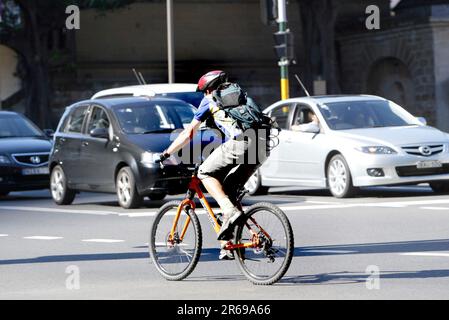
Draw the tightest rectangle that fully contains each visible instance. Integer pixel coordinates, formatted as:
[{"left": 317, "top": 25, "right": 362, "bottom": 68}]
[{"left": 212, "top": 83, "right": 273, "bottom": 131}]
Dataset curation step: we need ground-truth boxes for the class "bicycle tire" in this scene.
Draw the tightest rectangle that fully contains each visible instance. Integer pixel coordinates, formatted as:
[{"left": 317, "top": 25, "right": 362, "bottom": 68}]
[
  {"left": 234, "top": 202, "right": 294, "bottom": 285},
  {"left": 149, "top": 200, "right": 202, "bottom": 281}
]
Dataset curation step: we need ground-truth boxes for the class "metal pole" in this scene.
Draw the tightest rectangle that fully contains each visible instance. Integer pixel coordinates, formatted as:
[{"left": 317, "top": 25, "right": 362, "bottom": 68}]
[
  {"left": 167, "top": 0, "right": 175, "bottom": 83},
  {"left": 277, "top": 0, "right": 289, "bottom": 100}
]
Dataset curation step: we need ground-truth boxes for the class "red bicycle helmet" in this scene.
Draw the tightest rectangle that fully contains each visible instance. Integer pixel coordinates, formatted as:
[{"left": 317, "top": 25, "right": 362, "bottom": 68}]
[{"left": 196, "top": 70, "right": 227, "bottom": 92}]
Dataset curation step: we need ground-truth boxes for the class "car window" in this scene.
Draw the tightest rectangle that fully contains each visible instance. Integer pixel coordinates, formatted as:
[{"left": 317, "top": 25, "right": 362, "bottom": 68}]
[
  {"left": 113, "top": 101, "right": 195, "bottom": 134},
  {"left": 318, "top": 100, "right": 419, "bottom": 130},
  {"left": 157, "top": 92, "right": 204, "bottom": 108},
  {"left": 269, "top": 104, "right": 293, "bottom": 129},
  {"left": 293, "top": 106, "right": 314, "bottom": 125},
  {"left": 87, "top": 106, "right": 110, "bottom": 133},
  {"left": 64, "top": 106, "right": 88, "bottom": 133},
  {"left": 0, "top": 113, "right": 44, "bottom": 138}
]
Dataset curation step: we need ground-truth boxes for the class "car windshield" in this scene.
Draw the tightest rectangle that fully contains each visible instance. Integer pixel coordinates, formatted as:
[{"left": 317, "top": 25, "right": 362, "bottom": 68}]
[
  {"left": 318, "top": 100, "right": 420, "bottom": 130},
  {"left": 113, "top": 101, "right": 196, "bottom": 134},
  {"left": 0, "top": 113, "right": 45, "bottom": 138},
  {"left": 156, "top": 92, "right": 204, "bottom": 108}
]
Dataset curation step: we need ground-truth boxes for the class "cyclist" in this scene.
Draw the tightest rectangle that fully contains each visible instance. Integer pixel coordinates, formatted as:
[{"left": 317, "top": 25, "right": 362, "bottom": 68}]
[{"left": 159, "top": 70, "right": 269, "bottom": 260}]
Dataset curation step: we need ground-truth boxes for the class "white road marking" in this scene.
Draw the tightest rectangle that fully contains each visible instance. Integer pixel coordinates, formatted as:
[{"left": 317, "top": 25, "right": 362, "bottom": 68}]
[
  {"left": 303, "top": 250, "right": 356, "bottom": 254},
  {"left": 23, "top": 236, "right": 63, "bottom": 240},
  {"left": 420, "top": 207, "right": 449, "bottom": 211},
  {"left": 82, "top": 239, "right": 125, "bottom": 243},
  {"left": 366, "top": 199, "right": 449, "bottom": 207},
  {"left": 119, "top": 212, "right": 157, "bottom": 217},
  {"left": 0, "top": 206, "right": 115, "bottom": 215},
  {"left": 279, "top": 204, "right": 356, "bottom": 211},
  {"left": 0, "top": 234, "right": 8, "bottom": 237},
  {"left": 154, "top": 242, "right": 190, "bottom": 247},
  {"left": 401, "top": 252, "right": 449, "bottom": 258},
  {"left": 2, "top": 197, "right": 449, "bottom": 218},
  {"left": 304, "top": 200, "right": 341, "bottom": 204}
]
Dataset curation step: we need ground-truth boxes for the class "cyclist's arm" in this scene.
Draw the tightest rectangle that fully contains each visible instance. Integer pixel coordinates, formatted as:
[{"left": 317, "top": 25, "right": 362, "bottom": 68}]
[{"left": 164, "top": 119, "right": 202, "bottom": 156}]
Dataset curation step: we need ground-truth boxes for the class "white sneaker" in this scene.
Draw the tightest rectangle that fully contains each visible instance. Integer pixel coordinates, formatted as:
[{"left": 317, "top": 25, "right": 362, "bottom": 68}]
[{"left": 217, "top": 208, "right": 243, "bottom": 241}]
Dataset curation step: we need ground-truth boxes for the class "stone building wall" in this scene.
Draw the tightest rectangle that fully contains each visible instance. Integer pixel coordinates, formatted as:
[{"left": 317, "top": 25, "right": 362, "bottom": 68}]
[
  {"left": 432, "top": 19, "right": 449, "bottom": 131},
  {"left": 338, "top": 21, "right": 437, "bottom": 125}
]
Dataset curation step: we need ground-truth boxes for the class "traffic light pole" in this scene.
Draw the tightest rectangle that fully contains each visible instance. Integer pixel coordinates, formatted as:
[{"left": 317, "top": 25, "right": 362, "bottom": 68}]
[
  {"left": 167, "top": 0, "right": 175, "bottom": 83},
  {"left": 278, "top": 0, "right": 289, "bottom": 100}
]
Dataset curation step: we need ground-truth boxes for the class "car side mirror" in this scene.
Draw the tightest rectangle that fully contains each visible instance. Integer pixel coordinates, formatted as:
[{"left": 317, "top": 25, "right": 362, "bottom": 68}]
[
  {"left": 303, "top": 123, "right": 320, "bottom": 134},
  {"left": 90, "top": 128, "right": 109, "bottom": 139},
  {"left": 43, "top": 129, "right": 54, "bottom": 138},
  {"left": 417, "top": 117, "right": 427, "bottom": 126}
]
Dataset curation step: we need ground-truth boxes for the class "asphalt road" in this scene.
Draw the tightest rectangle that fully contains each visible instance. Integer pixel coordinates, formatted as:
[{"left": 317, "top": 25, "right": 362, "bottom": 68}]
[{"left": 1, "top": 185, "right": 449, "bottom": 300}]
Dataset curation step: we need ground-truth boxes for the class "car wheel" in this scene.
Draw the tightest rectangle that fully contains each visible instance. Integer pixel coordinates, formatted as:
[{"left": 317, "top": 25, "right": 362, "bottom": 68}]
[
  {"left": 430, "top": 181, "right": 449, "bottom": 194},
  {"left": 327, "top": 154, "right": 357, "bottom": 198},
  {"left": 51, "top": 165, "right": 76, "bottom": 205},
  {"left": 116, "top": 167, "right": 142, "bottom": 209},
  {"left": 245, "top": 170, "right": 269, "bottom": 196},
  {"left": 0, "top": 191, "right": 9, "bottom": 197},
  {"left": 148, "top": 193, "right": 167, "bottom": 201}
]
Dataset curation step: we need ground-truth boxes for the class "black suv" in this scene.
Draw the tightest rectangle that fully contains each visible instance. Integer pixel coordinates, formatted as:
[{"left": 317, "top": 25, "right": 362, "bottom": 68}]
[
  {"left": 0, "top": 111, "right": 53, "bottom": 196},
  {"left": 49, "top": 97, "right": 206, "bottom": 209}
]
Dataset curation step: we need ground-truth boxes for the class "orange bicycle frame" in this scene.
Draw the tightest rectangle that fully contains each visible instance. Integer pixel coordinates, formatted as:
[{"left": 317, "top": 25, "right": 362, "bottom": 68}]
[{"left": 169, "top": 174, "right": 269, "bottom": 251}]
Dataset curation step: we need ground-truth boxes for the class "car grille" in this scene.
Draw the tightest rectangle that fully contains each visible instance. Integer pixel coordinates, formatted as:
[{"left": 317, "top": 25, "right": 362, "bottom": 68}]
[
  {"left": 396, "top": 164, "right": 449, "bottom": 177},
  {"left": 12, "top": 153, "right": 50, "bottom": 166},
  {"left": 401, "top": 145, "right": 444, "bottom": 157}
]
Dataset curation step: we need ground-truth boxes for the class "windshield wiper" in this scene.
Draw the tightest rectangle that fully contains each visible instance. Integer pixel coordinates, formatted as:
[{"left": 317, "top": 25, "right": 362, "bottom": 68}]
[{"left": 138, "top": 128, "right": 175, "bottom": 134}]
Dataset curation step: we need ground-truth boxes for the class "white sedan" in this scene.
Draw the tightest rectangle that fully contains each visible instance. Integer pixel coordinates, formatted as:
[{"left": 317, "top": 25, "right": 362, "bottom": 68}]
[{"left": 246, "top": 95, "right": 449, "bottom": 198}]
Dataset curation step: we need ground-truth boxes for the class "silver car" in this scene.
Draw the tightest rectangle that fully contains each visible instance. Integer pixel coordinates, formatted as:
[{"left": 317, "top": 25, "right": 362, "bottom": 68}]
[{"left": 245, "top": 95, "right": 449, "bottom": 198}]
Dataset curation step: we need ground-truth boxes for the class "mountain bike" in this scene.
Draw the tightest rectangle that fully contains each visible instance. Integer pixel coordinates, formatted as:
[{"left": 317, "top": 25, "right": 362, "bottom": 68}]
[{"left": 149, "top": 164, "right": 294, "bottom": 285}]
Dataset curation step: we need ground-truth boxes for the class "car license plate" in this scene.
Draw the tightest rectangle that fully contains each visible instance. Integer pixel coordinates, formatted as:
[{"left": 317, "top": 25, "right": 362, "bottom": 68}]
[
  {"left": 22, "top": 167, "right": 49, "bottom": 175},
  {"left": 416, "top": 161, "right": 442, "bottom": 169}
]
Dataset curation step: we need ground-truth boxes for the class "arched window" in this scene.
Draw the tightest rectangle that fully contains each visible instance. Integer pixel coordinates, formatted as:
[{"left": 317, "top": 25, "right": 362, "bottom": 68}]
[{"left": 367, "top": 57, "right": 415, "bottom": 114}]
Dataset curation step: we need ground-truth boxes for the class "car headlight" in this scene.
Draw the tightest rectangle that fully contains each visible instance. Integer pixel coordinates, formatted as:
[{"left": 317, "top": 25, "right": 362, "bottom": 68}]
[
  {"left": 141, "top": 152, "right": 160, "bottom": 166},
  {"left": 0, "top": 155, "right": 12, "bottom": 165},
  {"left": 357, "top": 146, "right": 397, "bottom": 154}
]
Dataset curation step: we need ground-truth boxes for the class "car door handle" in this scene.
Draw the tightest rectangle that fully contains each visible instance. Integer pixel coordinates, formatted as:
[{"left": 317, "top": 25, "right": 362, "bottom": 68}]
[
  {"left": 82, "top": 141, "right": 89, "bottom": 147},
  {"left": 60, "top": 138, "right": 66, "bottom": 143}
]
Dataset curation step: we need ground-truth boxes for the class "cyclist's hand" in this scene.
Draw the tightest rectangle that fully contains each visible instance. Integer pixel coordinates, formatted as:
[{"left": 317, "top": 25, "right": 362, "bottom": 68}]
[{"left": 157, "top": 152, "right": 170, "bottom": 168}]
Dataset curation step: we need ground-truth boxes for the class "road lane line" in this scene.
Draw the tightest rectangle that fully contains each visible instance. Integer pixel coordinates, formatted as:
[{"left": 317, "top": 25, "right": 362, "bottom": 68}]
[
  {"left": 82, "top": 239, "right": 125, "bottom": 243},
  {"left": 420, "top": 207, "right": 449, "bottom": 211},
  {"left": 363, "top": 199, "right": 449, "bottom": 207},
  {"left": 0, "top": 206, "right": 115, "bottom": 215},
  {"left": 302, "top": 250, "right": 356, "bottom": 254},
  {"left": 119, "top": 212, "right": 157, "bottom": 217},
  {"left": 401, "top": 252, "right": 449, "bottom": 258},
  {"left": 0, "top": 234, "right": 8, "bottom": 237},
  {"left": 23, "top": 236, "right": 63, "bottom": 240},
  {"left": 279, "top": 204, "right": 356, "bottom": 211},
  {"left": 3, "top": 197, "right": 449, "bottom": 218}
]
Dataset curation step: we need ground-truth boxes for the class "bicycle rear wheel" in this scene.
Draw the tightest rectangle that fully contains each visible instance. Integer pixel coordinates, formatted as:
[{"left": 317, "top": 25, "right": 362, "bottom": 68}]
[
  {"left": 234, "top": 202, "right": 294, "bottom": 285},
  {"left": 149, "top": 200, "right": 202, "bottom": 281}
]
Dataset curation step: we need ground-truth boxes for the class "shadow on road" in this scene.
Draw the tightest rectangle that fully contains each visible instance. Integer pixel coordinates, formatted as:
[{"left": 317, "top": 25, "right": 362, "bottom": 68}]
[
  {"left": 281, "top": 269, "right": 449, "bottom": 286},
  {"left": 1, "top": 238, "right": 448, "bottom": 265},
  {"left": 296, "top": 238, "right": 449, "bottom": 257}
]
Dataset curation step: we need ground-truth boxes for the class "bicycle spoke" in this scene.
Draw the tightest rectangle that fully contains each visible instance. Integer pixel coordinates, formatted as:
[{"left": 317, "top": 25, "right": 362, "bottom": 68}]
[
  {"left": 150, "top": 201, "right": 201, "bottom": 280},
  {"left": 234, "top": 203, "right": 293, "bottom": 285}
]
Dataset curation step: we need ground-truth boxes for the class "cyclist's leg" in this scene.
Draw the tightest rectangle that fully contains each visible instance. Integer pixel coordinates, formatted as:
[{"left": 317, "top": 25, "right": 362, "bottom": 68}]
[
  {"left": 198, "top": 139, "right": 247, "bottom": 201},
  {"left": 223, "top": 136, "right": 269, "bottom": 202},
  {"left": 223, "top": 163, "right": 260, "bottom": 202},
  {"left": 198, "top": 139, "right": 248, "bottom": 240}
]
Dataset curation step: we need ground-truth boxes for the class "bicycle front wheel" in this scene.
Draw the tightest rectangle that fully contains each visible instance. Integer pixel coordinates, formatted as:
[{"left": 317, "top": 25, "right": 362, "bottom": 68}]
[
  {"left": 149, "top": 200, "right": 202, "bottom": 281},
  {"left": 234, "top": 202, "right": 294, "bottom": 285}
]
